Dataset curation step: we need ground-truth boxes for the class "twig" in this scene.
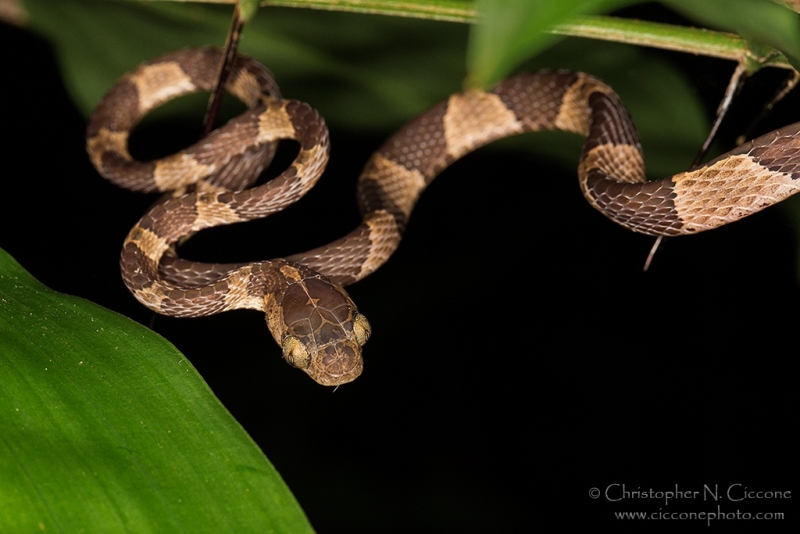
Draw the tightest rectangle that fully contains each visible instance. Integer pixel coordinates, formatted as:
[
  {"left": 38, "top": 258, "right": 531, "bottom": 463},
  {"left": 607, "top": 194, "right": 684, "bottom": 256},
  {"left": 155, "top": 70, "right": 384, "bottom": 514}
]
[
  {"left": 202, "top": 3, "right": 246, "bottom": 137},
  {"left": 691, "top": 62, "right": 749, "bottom": 168},
  {"left": 145, "top": 2, "right": 796, "bottom": 72}
]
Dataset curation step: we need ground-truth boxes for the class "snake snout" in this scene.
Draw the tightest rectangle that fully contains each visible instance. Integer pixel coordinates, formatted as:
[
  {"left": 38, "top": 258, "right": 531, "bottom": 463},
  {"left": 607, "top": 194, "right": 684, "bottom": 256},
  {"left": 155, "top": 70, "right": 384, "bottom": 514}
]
[
  {"left": 316, "top": 341, "right": 364, "bottom": 386},
  {"left": 281, "top": 334, "right": 363, "bottom": 385},
  {"left": 309, "top": 311, "right": 369, "bottom": 386}
]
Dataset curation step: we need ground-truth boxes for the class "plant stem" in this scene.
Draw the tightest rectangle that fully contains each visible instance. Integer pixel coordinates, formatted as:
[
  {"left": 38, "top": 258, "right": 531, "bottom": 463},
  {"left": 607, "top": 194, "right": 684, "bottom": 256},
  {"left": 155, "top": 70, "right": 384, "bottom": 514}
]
[
  {"left": 139, "top": 1, "right": 794, "bottom": 71},
  {"left": 202, "top": 2, "right": 246, "bottom": 137},
  {"left": 554, "top": 16, "right": 792, "bottom": 72}
]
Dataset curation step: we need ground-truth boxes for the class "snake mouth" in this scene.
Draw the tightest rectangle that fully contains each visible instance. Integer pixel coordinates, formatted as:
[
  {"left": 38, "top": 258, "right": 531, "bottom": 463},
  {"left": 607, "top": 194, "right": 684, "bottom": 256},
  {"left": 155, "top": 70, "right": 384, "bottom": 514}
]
[
  {"left": 321, "top": 369, "right": 362, "bottom": 387},
  {"left": 309, "top": 366, "right": 362, "bottom": 387}
]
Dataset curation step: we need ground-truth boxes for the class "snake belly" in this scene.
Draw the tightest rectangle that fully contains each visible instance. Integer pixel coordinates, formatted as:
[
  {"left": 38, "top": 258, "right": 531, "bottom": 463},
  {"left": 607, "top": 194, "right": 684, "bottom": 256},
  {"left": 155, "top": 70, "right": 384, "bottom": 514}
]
[{"left": 87, "top": 48, "right": 800, "bottom": 386}]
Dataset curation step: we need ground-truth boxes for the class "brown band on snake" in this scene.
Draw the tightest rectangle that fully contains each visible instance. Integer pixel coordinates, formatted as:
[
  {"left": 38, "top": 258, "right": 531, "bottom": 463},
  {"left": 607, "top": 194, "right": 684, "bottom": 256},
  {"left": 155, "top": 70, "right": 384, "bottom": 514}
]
[
  {"left": 89, "top": 50, "right": 800, "bottom": 386},
  {"left": 86, "top": 48, "right": 282, "bottom": 194}
]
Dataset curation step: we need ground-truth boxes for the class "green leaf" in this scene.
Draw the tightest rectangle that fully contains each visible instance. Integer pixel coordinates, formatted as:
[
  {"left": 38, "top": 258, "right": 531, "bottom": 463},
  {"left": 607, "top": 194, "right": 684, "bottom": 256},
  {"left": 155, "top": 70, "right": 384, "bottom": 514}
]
[
  {"left": 662, "top": 0, "right": 800, "bottom": 63},
  {"left": 0, "top": 248, "right": 313, "bottom": 532},
  {"left": 466, "top": 0, "right": 630, "bottom": 88}
]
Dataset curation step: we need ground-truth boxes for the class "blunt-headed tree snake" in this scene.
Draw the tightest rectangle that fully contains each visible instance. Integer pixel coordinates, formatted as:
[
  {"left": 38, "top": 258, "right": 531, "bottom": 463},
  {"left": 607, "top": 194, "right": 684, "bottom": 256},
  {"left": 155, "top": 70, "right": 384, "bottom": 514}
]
[{"left": 87, "top": 48, "right": 800, "bottom": 385}]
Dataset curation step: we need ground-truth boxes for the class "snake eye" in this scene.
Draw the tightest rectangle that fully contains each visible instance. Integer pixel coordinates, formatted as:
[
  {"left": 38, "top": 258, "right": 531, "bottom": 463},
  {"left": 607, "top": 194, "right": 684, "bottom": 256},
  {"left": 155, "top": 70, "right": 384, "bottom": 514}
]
[
  {"left": 352, "top": 313, "right": 371, "bottom": 346},
  {"left": 282, "top": 336, "right": 311, "bottom": 369}
]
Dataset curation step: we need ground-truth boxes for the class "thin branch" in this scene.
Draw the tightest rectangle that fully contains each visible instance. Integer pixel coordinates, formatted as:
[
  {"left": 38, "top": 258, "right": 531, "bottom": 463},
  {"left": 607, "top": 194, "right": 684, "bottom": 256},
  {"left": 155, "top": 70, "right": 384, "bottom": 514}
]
[
  {"left": 643, "top": 236, "right": 663, "bottom": 272},
  {"left": 691, "top": 62, "right": 749, "bottom": 168},
  {"left": 738, "top": 69, "right": 800, "bottom": 143},
  {"left": 554, "top": 16, "right": 793, "bottom": 72},
  {"left": 263, "top": 0, "right": 474, "bottom": 21},
  {"left": 202, "top": 3, "right": 246, "bottom": 137},
  {"left": 142, "top": 0, "right": 477, "bottom": 22},
  {"left": 140, "top": 1, "right": 795, "bottom": 71}
]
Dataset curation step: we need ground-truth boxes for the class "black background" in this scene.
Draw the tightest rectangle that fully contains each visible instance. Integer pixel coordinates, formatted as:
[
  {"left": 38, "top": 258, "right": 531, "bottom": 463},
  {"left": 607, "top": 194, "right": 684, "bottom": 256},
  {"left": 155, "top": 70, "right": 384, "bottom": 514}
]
[{"left": 2, "top": 5, "right": 799, "bottom": 532}]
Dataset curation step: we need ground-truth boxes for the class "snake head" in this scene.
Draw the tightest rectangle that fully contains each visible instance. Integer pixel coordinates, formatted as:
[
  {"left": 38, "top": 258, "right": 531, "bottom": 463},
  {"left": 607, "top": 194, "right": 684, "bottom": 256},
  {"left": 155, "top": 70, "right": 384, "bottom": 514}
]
[{"left": 265, "top": 263, "right": 370, "bottom": 386}]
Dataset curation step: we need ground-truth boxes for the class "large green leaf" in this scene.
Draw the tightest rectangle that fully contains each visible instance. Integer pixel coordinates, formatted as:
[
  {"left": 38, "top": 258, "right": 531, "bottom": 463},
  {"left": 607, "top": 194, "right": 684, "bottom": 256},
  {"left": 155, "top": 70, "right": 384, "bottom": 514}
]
[{"left": 0, "top": 248, "right": 313, "bottom": 532}]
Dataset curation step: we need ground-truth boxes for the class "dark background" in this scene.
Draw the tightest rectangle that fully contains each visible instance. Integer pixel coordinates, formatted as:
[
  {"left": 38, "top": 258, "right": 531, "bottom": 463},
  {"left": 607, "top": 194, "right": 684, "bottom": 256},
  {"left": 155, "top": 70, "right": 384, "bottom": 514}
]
[{"left": 2, "top": 4, "right": 799, "bottom": 532}]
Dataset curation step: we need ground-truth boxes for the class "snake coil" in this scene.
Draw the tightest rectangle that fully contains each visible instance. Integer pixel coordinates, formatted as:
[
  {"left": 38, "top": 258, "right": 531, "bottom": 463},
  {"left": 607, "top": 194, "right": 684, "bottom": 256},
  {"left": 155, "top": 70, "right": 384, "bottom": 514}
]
[{"left": 88, "top": 47, "right": 800, "bottom": 385}]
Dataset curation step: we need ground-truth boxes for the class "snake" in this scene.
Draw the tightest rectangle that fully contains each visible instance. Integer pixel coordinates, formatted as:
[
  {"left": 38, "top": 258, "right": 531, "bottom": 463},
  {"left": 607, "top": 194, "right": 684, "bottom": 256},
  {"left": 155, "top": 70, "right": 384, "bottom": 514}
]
[{"left": 87, "top": 47, "right": 800, "bottom": 386}]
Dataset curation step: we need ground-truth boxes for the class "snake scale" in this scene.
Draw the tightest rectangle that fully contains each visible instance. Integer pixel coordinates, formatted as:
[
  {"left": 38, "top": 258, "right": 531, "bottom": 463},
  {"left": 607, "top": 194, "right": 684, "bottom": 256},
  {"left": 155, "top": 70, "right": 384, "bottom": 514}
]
[{"left": 87, "top": 47, "right": 800, "bottom": 386}]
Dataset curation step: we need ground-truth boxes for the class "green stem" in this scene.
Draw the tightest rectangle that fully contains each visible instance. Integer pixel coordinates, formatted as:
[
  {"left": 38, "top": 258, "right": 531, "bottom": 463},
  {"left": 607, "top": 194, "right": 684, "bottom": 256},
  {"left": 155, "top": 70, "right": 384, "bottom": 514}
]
[
  {"left": 137, "top": 0, "right": 794, "bottom": 71},
  {"left": 261, "top": 0, "right": 475, "bottom": 21},
  {"left": 555, "top": 16, "right": 793, "bottom": 72}
]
